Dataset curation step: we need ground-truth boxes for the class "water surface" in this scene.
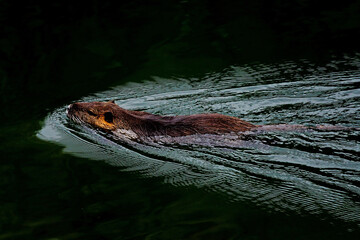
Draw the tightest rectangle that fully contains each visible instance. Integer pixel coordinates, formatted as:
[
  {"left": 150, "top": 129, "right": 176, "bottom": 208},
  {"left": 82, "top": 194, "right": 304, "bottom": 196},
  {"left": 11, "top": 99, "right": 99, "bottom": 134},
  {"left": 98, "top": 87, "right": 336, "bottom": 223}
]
[{"left": 38, "top": 55, "right": 360, "bottom": 233}]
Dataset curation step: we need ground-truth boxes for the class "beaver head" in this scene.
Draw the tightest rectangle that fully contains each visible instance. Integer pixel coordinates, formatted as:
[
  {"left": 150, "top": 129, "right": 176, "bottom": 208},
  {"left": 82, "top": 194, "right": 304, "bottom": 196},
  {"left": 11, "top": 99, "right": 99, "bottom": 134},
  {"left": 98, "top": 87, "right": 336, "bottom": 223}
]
[{"left": 67, "top": 100, "right": 129, "bottom": 131}]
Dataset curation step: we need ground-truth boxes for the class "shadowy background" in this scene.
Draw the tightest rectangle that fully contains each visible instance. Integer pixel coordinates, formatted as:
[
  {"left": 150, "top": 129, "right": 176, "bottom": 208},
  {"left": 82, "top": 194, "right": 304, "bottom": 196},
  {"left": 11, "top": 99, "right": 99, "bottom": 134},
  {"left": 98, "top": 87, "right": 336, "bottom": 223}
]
[
  {"left": 1, "top": 1, "right": 360, "bottom": 239},
  {"left": 1, "top": 0, "right": 360, "bottom": 121}
]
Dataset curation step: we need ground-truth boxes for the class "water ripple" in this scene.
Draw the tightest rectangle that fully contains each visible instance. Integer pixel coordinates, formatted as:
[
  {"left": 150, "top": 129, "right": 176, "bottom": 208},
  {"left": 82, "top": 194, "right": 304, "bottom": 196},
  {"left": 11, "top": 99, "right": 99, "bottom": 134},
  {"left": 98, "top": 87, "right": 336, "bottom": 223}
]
[{"left": 38, "top": 54, "right": 360, "bottom": 226}]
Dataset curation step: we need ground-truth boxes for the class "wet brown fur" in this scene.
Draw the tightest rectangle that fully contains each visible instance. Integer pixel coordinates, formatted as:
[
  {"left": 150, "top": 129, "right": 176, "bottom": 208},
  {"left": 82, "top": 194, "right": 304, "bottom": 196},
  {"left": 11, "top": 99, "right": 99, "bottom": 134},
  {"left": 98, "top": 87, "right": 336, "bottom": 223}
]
[{"left": 67, "top": 101, "right": 256, "bottom": 137}]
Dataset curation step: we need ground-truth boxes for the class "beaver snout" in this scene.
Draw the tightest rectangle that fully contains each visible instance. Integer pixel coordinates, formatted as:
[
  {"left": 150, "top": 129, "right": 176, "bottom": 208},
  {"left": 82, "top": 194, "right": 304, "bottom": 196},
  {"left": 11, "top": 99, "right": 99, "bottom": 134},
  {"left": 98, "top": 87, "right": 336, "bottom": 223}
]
[
  {"left": 66, "top": 103, "right": 81, "bottom": 118},
  {"left": 66, "top": 104, "right": 71, "bottom": 114}
]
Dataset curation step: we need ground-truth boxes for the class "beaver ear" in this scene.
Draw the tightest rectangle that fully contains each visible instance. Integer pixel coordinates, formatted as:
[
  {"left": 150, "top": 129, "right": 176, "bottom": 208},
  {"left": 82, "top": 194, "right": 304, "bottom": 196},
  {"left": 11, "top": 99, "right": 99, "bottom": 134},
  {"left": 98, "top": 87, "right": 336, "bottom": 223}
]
[{"left": 107, "top": 100, "right": 115, "bottom": 104}]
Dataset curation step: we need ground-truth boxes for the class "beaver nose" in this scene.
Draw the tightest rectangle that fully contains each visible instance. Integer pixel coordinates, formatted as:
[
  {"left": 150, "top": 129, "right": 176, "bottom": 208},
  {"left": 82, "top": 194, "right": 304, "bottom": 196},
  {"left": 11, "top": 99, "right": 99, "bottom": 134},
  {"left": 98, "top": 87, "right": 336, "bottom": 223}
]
[
  {"left": 66, "top": 103, "right": 80, "bottom": 117},
  {"left": 66, "top": 104, "right": 73, "bottom": 117},
  {"left": 69, "top": 103, "right": 81, "bottom": 110}
]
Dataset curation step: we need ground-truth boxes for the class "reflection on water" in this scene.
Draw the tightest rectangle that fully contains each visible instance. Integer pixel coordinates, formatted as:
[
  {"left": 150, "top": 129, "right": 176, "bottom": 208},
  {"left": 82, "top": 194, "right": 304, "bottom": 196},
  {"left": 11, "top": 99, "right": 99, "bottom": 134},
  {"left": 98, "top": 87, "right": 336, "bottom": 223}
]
[{"left": 38, "top": 55, "right": 360, "bottom": 226}]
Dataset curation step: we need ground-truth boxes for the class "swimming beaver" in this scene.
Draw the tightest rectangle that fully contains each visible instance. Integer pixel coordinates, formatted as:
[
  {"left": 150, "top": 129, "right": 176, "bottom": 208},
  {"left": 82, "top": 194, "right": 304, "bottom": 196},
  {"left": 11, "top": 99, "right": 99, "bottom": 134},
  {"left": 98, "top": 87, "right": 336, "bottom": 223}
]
[
  {"left": 67, "top": 100, "right": 257, "bottom": 138},
  {"left": 66, "top": 100, "right": 353, "bottom": 140}
]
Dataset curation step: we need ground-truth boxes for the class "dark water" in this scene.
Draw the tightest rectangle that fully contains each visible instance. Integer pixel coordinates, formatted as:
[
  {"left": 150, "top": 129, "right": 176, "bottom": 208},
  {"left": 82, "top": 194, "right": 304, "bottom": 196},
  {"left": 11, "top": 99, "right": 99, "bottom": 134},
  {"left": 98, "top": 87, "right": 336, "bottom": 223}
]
[
  {"left": 31, "top": 54, "right": 360, "bottom": 239},
  {"left": 2, "top": 2, "right": 360, "bottom": 239}
]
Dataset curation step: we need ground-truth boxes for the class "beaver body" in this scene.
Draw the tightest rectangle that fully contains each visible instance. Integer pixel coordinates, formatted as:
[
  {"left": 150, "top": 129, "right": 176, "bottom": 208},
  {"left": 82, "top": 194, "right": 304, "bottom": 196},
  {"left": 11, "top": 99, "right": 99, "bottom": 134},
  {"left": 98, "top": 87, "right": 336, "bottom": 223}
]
[
  {"left": 67, "top": 101, "right": 354, "bottom": 141},
  {"left": 67, "top": 101, "right": 257, "bottom": 139}
]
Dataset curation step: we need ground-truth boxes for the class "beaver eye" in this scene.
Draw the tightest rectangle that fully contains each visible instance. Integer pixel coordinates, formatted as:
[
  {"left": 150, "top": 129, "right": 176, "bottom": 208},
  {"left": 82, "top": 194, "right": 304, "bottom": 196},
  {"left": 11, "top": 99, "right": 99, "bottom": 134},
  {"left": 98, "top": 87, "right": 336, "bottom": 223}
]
[
  {"left": 87, "top": 110, "right": 97, "bottom": 116},
  {"left": 104, "top": 112, "right": 113, "bottom": 123}
]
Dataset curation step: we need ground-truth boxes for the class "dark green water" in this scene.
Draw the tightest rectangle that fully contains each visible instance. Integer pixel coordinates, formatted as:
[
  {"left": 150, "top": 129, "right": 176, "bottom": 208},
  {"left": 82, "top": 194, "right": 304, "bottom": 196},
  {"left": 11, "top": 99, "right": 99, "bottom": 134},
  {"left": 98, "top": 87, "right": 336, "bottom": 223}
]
[
  {"left": 2, "top": 1, "right": 360, "bottom": 239},
  {"left": 2, "top": 55, "right": 360, "bottom": 239},
  {"left": 26, "top": 55, "right": 360, "bottom": 240}
]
